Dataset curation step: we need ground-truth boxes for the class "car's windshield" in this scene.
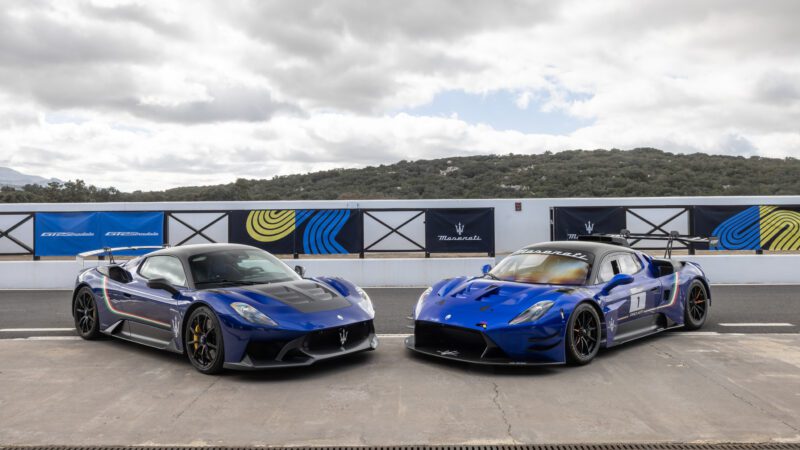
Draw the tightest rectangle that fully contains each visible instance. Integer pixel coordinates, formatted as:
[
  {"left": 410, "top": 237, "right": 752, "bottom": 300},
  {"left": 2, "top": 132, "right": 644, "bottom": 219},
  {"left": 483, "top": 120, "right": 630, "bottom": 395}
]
[
  {"left": 489, "top": 253, "right": 590, "bottom": 286},
  {"left": 189, "top": 248, "right": 300, "bottom": 288}
]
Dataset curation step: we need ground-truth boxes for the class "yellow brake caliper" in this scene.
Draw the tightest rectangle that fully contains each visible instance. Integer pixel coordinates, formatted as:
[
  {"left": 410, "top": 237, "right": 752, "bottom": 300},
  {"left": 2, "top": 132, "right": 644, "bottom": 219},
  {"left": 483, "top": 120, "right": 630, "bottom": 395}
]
[{"left": 193, "top": 323, "right": 201, "bottom": 352}]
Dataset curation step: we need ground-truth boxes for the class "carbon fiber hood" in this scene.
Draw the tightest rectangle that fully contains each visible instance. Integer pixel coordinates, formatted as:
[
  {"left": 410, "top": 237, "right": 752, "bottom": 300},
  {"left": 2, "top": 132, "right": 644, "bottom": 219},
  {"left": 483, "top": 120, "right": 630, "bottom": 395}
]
[{"left": 236, "top": 280, "right": 353, "bottom": 313}]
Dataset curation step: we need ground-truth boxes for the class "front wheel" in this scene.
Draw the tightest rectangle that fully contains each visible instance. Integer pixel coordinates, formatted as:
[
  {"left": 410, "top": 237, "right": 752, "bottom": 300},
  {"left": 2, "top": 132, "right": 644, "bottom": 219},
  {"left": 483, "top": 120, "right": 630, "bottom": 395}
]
[
  {"left": 184, "top": 307, "right": 225, "bottom": 374},
  {"left": 683, "top": 280, "right": 709, "bottom": 330},
  {"left": 565, "top": 303, "right": 601, "bottom": 365},
  {"left": 74, "top": 287, "right": 101, "bottom": 340}
]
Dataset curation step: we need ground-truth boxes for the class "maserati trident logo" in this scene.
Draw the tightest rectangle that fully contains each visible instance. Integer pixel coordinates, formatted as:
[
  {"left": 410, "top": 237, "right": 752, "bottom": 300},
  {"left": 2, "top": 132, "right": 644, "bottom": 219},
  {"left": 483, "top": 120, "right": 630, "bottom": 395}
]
[
  {"left": 585, "top": 220, "right": 595, "bottom": 234},
  {"left": 338, "top": 328, "right": 348, "bottom": 348},
  {"left": 455, "top": 222, "right": 465, "bottom": 236}
]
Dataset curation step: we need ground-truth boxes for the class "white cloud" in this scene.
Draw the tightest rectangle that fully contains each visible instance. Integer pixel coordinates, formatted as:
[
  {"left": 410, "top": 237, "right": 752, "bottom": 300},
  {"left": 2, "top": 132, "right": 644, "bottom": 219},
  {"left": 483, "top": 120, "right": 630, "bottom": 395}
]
[{"left": 0, "top": 0, "right": 798, "bottom": 191}]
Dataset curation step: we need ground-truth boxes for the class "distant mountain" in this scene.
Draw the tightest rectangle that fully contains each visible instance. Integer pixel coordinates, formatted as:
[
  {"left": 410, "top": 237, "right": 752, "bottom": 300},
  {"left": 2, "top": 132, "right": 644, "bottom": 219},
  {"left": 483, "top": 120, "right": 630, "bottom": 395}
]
[
  {"left": 1, "top": 148, "right": 799, "bottom": 202},
  {"left": 0, "top": 167, "right": 61, "bottom": 188}
]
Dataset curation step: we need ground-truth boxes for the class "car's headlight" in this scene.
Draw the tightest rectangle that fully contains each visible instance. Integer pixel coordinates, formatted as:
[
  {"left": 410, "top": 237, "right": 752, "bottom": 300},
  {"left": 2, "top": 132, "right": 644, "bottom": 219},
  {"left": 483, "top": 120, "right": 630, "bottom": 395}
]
[
  {"left": 414, "top": 287, "right": 433, "bottom": 319},
  {"left": 355, "top": 286, "right": 375, "bottom": 318},
  {"left": 231, "top": 302, "right": 278, "bottom": 326},
  {"left": 509, "top": 300, "right": 555, "bottom": 325}
]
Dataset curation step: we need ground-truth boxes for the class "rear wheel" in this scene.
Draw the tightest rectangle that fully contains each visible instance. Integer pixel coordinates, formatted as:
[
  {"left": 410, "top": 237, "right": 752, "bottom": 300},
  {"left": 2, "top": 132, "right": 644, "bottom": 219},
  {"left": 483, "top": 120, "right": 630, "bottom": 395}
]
[
  {"left": 184, "top": 307, "right": 225, "bottom": 374},
  {"left": 73, "top": 287, "right": 101, "bottom": 340},
  {"left": 683, "top": 280, "right": 709, "bottom": 330},
  {"left": 565, "top": 303, "right": 601, "bottom": 365}
]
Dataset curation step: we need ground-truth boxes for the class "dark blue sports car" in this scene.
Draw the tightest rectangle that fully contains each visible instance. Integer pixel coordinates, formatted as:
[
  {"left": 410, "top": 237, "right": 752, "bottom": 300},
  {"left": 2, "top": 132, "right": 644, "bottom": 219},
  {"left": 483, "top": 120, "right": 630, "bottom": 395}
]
[
  {"left": 72, "top": 243, "right": 378, "bottom": 374},
  {"left": 406, "top": 235, "right": 711, "bottom": 366}
]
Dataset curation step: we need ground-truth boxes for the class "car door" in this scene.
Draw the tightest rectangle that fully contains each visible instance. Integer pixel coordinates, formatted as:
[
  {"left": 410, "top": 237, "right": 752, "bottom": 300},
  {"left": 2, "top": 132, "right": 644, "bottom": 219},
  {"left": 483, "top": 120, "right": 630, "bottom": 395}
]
[
  {"left": 117, "top": 255, "right": 187, "bottom": 347},
  {"left": 596, "top": 252, "right": 661, "bottom": 343}
]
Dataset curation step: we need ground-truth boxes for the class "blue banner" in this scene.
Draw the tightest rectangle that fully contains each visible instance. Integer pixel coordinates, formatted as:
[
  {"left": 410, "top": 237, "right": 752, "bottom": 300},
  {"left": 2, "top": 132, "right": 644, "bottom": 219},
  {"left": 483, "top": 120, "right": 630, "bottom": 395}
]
[
  {"left": 35, "top": 212, "right": 164, "bottom": 256},
  {"left": 35, "top": 212, "right": 100, "bottom": 257}
]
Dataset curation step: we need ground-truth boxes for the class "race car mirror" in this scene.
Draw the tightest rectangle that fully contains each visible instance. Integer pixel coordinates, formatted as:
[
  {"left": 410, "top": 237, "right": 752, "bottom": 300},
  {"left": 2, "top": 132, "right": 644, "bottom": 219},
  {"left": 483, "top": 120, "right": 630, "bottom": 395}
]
[
  {"left": 294, "top": 265, "right": 306, "bottom": 278},
  {"left": 146, "top": 278, "right": 179, "bottom": 296},
  {"left": 600, "top": 273, "right": 634, "bottom": 296},
  {"left": 481, "top": 264, "right": 492, "bottom": 274}
]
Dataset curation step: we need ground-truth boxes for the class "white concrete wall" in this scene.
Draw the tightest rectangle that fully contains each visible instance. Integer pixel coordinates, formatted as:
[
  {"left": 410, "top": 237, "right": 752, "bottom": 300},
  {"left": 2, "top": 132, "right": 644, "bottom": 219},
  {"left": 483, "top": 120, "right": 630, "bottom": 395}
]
[
  {"left": 674, "top": 255, "right": 800, "bottom": 285},
  {"left": 3, "top": 195, "right": 800, "bottom": 254}
]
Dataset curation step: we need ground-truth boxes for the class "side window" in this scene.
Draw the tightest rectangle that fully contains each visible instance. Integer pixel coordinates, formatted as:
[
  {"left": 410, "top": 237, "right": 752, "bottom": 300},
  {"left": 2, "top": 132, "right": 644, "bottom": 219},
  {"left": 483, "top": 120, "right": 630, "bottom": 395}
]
[
  {"left": 597, "top": 259, "right": 617, "bottom": 283},
  {"left": 618, "top": 254, "right": 642, "bottom": 275},
  {"left": 140, "top": 256, "right": 187, "bottom": 287}
]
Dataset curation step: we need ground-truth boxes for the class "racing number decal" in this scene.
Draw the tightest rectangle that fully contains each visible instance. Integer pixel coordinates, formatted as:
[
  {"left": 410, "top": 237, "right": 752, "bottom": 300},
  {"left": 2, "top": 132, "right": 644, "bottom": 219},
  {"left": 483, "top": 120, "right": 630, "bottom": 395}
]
[{"left": 629, "top": 291, "right": 646, "bottom": 313}]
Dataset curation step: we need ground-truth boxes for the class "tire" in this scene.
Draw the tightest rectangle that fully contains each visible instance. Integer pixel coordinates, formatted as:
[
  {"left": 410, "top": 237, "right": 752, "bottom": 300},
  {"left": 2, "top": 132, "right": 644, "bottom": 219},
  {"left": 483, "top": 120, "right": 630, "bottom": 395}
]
[
  {"left": 565, "top": 303, "right": 601, "bottom": 365},
  {"left": 73, "top": 287, "right": 101, "bottom": 340},
  {"left": 683, "top": 279, "right": 709, "bottom": 330},
  {"left": 184, "top": 306, "right": 225, "bottom": 374}
]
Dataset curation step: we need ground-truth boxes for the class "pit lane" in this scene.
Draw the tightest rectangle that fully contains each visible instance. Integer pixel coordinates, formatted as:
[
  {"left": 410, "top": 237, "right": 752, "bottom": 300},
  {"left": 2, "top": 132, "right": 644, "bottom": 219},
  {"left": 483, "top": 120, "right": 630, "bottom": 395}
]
[{"left": 0, "top": 286, "right": 799, "bottom": 446}]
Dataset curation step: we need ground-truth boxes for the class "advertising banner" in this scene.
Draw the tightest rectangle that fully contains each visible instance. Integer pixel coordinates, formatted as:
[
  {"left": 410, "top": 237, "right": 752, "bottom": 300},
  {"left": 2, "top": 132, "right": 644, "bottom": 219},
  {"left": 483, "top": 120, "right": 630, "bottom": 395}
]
[
  {"left": 229, "top": 209, "right": 362, "bottom": 255},
  {"left": 35, "top": 212, "right": 100, "bottom": 257},
  {"left": 100, "top": 212, "right": 164, "bottom": 254},
  {"left": 425, "top": 208, "right": 494, "bottom": 254},
  {"left": 551, "top": 207, "right": 626, "bottom": 241},
  {"left": 694, "top": 205, "right": 800, "bottom": 251},
  {"left": 34, "top": 211, "right": 164, "bottom": 256}
]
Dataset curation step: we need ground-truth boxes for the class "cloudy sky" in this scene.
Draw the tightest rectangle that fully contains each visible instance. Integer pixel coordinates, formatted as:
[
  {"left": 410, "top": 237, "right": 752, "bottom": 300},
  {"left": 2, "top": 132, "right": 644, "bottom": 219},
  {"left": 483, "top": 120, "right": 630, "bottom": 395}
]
[{"left": 0, "top": 0, "right": 798, "bottom": 191}]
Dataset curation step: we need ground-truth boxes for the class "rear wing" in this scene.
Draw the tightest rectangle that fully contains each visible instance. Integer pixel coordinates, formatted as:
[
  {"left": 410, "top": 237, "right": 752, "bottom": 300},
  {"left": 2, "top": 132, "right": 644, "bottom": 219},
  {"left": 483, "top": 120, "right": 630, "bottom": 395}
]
[
  {"left": 579, "top": 229, "right": 718, "bottom": 258},
  {"left": 76, "top": 245, "right": 167, "bottom": 265}
]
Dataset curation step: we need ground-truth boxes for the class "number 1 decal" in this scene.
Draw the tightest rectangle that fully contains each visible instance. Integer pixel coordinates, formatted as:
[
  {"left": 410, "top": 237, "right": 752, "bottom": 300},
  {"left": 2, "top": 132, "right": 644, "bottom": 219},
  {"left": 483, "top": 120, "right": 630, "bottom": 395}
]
[{"left": 630, "top": 291, "right": 646, "bottom": 312}]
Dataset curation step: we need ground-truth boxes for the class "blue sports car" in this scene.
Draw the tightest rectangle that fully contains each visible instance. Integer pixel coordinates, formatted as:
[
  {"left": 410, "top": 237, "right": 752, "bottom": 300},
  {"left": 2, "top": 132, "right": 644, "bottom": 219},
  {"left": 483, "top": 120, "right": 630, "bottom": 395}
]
[
  {"left": 72, "top": 243, "right": 378, "bottom": 374},
  {"left": 406, "top": 234, "right": 711, "bottom": 366}
]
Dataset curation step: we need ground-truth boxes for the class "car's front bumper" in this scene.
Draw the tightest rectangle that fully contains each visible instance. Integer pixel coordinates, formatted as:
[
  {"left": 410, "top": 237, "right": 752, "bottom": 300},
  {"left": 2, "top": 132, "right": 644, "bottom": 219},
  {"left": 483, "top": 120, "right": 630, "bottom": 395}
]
[
  {"left": 223, "top": 320, "right": 378, "bottom": 370},
  {"left": 404, "top": 335, "right": 562, "bottom": 366},
  {"left": 405, "top": 320, "right": 566, "bottom": 366}
]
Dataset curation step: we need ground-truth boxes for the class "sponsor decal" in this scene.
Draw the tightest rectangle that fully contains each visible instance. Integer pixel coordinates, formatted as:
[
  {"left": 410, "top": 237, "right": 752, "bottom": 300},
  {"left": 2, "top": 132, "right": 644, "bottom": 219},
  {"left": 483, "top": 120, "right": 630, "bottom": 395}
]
[
  {"left": 607, "top": 317, "right": 617, "bottom": 333},
  {"left": 104, "top": 231, "right": 159, "bottom": 237},
  {"left": 437, "top": 222, "right": 483, "bottom": 242},
  {"left": 516, "top": 248, "right": 590, "bottom": 261},
  {"left": 436, "top": 350, "right": 460, "bottom": 357},
  {"left": 40, "top": 232, "right": 94, "bottom": 237}
]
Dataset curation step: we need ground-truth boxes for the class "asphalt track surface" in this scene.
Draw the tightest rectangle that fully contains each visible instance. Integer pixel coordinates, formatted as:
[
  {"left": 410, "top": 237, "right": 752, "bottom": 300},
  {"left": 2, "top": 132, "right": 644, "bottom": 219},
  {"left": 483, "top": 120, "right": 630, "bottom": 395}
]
[
  {"left": 0, "top": 285, "right": 798, "bottom": 338},
  {"left": 0, "top": 286, "right": 799, "bottom": 446}
]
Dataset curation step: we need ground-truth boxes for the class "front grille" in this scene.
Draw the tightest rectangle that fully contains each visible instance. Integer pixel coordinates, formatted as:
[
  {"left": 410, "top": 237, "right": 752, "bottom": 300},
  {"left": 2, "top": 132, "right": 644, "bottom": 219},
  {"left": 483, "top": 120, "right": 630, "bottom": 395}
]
[
  {"left": 414, "top": 322, "right": 493, "bottom": 360},
  {"left": 304, "top": 321, "right": 372, "bottom": 354}
]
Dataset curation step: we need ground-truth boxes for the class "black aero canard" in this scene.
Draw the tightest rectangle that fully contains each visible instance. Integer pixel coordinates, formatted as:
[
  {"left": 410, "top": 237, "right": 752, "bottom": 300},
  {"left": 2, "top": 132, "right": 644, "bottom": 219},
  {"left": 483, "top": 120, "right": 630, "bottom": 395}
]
[{"left": 244, "top": 280, "right": 352, "bottom": 313}]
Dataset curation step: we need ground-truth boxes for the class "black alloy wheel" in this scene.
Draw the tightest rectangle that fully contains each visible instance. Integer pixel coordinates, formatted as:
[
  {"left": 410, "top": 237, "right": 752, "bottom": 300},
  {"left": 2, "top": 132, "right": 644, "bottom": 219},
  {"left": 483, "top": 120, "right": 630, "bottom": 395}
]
[
  {"left": 684, "top": 280, "right": 709, "bottom": 330},
  {"left": 566, "top": 303, "right": 601, "bottom": 365},
  {"left": 74, "top": 287, "right": 101, "bottom": 340},
  {"left": 185, "top": 306, "right": 225, "bottom": 374}
]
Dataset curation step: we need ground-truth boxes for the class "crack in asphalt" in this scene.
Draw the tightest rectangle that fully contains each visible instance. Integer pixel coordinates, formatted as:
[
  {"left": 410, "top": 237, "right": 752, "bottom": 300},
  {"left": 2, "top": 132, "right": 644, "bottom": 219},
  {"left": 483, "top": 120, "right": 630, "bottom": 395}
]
[
  {"left": 652, "top": 342, "right": 800, "bottom": 434},
  {"left": 174, "top": 377, "right": 220, "bottom": 420},
  {"left": 490, "top": 381, "right": 517, "bottom": 444}
]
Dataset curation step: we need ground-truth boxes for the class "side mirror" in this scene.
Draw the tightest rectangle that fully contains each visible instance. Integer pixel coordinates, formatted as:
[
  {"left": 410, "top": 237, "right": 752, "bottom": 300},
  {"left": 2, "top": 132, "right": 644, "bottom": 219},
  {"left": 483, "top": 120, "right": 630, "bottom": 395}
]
[
  {"left": 108, "top": 265, "right": 132, "bottom": 284},
  {"left": 147, "top": 278, "right": 179, "bottom": 296},
  {"left": 600, "top": 273, "right": 634, "bottom": 296},
  {"left": 481, "top": 264, "right": 492, "bottom": 275},
  {"left": 294, "top": 265, "right": 306, "bottom": 278}
]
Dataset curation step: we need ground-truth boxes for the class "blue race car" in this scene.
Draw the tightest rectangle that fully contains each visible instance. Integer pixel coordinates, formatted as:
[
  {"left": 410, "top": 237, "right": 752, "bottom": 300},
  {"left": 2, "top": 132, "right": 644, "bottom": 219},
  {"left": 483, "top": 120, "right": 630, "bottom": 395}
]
[
  {"left": 406, "top": 234, "right": 711, "bottom": 366},
  {"left": 72, "top": 243, "right": 377, "bottom": 374}
]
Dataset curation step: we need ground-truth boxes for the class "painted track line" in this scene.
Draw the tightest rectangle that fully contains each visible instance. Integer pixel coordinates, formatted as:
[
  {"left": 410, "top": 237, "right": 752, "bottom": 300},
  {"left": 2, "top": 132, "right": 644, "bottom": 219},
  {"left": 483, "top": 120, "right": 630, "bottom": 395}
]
[
  {"left": 0, "top": 328, "right": 75, "bottom": 332},
  {"left": 718, "top": 323, "right": 794, "bottom": 327}
]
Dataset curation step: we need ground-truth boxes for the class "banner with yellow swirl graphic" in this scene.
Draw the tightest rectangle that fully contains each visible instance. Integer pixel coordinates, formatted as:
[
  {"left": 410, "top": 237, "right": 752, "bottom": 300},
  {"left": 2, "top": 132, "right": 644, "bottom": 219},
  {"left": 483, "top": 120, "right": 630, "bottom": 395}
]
[
  {"left": 229, "top": 209, "right": 361, "bottom": 255},
  {"left": 694, "top": 205, "right": 800, "bottom": 251}
]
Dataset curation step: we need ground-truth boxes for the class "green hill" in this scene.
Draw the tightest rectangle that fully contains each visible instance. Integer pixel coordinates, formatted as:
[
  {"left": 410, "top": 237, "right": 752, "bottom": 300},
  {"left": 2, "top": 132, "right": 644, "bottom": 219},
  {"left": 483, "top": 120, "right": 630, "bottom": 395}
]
[{"left": 2, "top": 148, "right": 799, "bottom": 202}]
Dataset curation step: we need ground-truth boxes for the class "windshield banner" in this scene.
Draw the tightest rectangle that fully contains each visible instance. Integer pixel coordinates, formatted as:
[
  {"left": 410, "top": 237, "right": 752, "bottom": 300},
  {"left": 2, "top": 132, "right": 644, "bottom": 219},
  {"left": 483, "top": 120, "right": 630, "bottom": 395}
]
[
  {"left": 425, "top": 208, "right": 494, "bottom": 254},
  {"left": 35, "top": 211, "right": 164, "bottom": 256},
  {"left": 551, "top": 206, "right": 626, "bottom": 241},
  {"left": 228, "top": 209, "right": 362, "bottom": 255}
]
